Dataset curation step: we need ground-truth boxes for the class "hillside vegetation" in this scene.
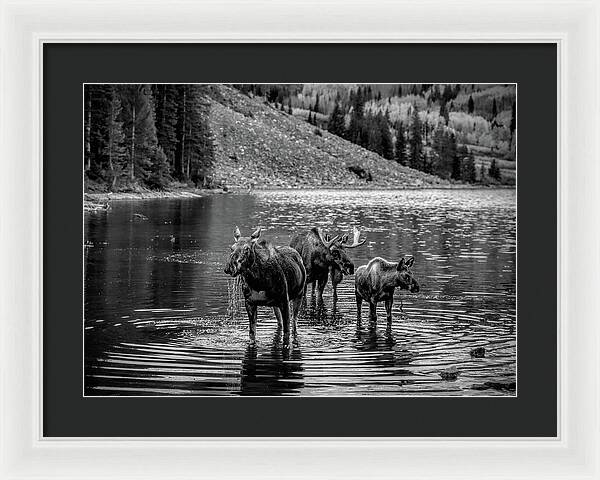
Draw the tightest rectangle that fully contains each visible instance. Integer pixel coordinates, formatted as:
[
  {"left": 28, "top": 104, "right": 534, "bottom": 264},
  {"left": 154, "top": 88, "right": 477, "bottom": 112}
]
[
  {"left": 84, "top": 83, "right": 515, "bottom": 194},
  {"left": 204, "top": 85, "right": 449, "bottom": 189},
  {"left": 241, "top": 84, "right": 515, "bottom": 185}
]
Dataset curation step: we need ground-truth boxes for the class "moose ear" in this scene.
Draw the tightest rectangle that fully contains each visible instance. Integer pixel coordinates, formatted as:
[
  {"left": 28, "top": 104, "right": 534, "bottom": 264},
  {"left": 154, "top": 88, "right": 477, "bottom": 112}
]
[
  {"left": 397, "top": 258, "right": 406, "bottom": 271},
  {"left": 250, "top": 227, "right": 262, "bottom": 241},
  {"left": 405, "top": 256, "right": 415, "bottom": 268},
  {"left": 233, "top": 226, "right": 241, "bottom": 241}
]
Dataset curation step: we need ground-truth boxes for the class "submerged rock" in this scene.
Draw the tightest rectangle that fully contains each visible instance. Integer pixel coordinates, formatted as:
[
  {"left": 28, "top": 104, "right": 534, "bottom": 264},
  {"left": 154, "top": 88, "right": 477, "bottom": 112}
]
[
  {"left": 472, "top": 381, "right": 516, "bottom": 392},
  {"left": 439, "top": 366, "right": 459, "bottom": 380},
  {"left": 470, "top": 347, "right": 486, "bottom": 358}
]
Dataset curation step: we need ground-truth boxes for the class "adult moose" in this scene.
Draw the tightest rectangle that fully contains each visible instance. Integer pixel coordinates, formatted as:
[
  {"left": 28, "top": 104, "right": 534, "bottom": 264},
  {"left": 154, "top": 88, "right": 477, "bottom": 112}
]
[
  {"left": 290, "top": 226, "right": 366, "bottom": 302},
  {"left": 224, "top": 226, "right": 306, "bottom": 346},
  {"left": 355, "top": 256, "right": 420, "bottom": 326}
]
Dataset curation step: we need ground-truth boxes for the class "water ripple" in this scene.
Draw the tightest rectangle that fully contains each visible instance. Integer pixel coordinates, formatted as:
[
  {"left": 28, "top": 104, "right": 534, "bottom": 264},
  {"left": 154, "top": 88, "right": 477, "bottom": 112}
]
[{"left": 85, "top": 189, "right": 516, "bottom": 396}]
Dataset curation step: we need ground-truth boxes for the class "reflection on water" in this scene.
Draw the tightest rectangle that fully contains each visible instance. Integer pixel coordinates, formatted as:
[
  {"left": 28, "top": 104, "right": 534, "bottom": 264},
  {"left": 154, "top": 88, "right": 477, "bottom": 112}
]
[{"left": 84, "top": 189, "right": 516, "bottom": 396}]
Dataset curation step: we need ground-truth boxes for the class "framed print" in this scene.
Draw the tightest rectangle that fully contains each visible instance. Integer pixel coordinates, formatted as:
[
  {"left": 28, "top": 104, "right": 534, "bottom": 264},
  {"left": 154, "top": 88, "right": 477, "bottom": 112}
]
[
  {"left": 1, "top": 0, "right": 599, "bottom": 479},
  {"left": 49, "top": 44, "right": 544, "bottom": 438}
]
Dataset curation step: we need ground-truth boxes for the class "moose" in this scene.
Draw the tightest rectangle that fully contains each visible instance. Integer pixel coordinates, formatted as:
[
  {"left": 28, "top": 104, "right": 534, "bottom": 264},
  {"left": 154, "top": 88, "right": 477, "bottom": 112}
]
[
  {"left": 289, "top": 226, "right": 366, "bottom": 302},
  {"left": 355, "top": 256, "right": 420, "bottom": 325},
  {"left": 224, "top": 226, "right": 306, "bottom": 346}
]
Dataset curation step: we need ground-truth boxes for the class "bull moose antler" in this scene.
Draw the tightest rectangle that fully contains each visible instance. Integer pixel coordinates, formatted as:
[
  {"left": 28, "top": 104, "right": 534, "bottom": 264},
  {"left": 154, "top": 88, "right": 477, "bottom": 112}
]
[
  {"left": 250, "top": 227, "right": 262, "bottom": 241},
  {"left": 316, "top": 228, "right": 339, "bottom": 249},
  {"left": 343, "top": 226, "right": 366, "bottom": 249}
]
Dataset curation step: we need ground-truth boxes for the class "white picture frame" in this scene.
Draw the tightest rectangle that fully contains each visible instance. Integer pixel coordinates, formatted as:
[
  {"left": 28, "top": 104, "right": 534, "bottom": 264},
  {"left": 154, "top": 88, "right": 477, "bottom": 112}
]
[{"left": 1, "top": 0, "right": 599, "bottom": 478}]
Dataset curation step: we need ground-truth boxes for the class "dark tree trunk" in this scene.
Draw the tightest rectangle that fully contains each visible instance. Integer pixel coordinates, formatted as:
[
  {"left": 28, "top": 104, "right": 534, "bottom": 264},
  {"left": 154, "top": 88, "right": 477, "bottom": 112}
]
[
  {"left": 130, "top": 104, "right": 136, "bottom": 181},
  {"left": 85, "top": 89, "right": 91, "bottom": 171}
]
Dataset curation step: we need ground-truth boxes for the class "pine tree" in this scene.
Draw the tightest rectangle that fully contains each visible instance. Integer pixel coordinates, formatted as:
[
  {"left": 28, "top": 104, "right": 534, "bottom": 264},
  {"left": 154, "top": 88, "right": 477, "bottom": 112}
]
[
  {"left": 314, "top": 93, "right": 320, "bottom": 114},
  {"left": 442, "top": 84, "right": 453, "bottom": 102},
  {"left": 347, "top": 87, "right": 365, "bottom": 143},
  {"left": 422, "top": 150, "right": 432, "bottom": 174},
  {"left": 147, "top": 146, "right": 170, "bottom": 189},
  {"left": 84, "top": 87, "right": 91, "bottom": 172},
  {"left": 327, "top": 101, "right": 346, "bottom": 137},
  {"left": 380, "top": 114, "right": 394, "bottom": 160},
  {"left": 510, "top": 101, "right": 516, "bottom": 139},
  {"left": 288, "top": 99, "right": 293, "bottom": 115},
  {"left": 488, "top": 158, "right": 502, "bottom": 181},
  {"left": 174, "top": 85, "right": 188, "bottom": 179},
  {"left": 152, "top": 84, "right": 179, "bottom": 170},
  {"left": 439, "top": 100, "right": 450, "bottom": 124},
  {"left": 468, "top": 95, "right": 475, "bottom": 114},
  {"left": 461, "top": 149, "right": 477, "bottom": 183},
  {"left": 479, "top": 163, "right": 486, "bottom": 183},
  {"left": 118, "top": 84, "right": 158, "bottom": 182},
  {"left": 492, "top": 98, "right": 498, "bottom": 118},
  {"left": 179, "top": 85, "right": 214, "bottom": 184},
  {"left": 267, "top": 86, "right": 278, "bottom": 104},
  {"left": 449, "top": 133, "right": 461, "bottom": 180},
  {"left": 364, "top": 113, "right": 382, "bottom": 155},
  {"left": 431, "top": 124, "right": 458, "bottom": 179},
  {"left": 104, "top": 88, "right": 127, "bottom": 189},
  {"left": 408, "top": 105, "right": 423, "bottom": 170},
  {"left": 394, "top": 123, "right": 407, "bottom": 165},
  {"left": 86, "top": 84, "right": 111, "bottom": 179}
]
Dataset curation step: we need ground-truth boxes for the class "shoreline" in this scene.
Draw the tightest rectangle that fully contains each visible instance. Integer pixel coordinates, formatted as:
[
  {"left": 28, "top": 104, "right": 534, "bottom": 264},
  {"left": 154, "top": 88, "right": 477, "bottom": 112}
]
[{"left": 85, "top": 184, "right": 515, "bottom": 202}]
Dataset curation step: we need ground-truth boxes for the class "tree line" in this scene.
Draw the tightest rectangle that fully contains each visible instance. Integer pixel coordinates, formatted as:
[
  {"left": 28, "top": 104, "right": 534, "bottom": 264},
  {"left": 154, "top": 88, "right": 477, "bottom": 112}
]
[
  {"left": 242, "top": 84, "right": 514, "bottom": 184},
  {"left": 326, "top": 86, "right": 506, "bottom": 183},
  {"left": 84, "top": 84, "right": 214, "bottom": 191},
  {"left": 241, "top": 84, "right": 516, "bottom": 182}
]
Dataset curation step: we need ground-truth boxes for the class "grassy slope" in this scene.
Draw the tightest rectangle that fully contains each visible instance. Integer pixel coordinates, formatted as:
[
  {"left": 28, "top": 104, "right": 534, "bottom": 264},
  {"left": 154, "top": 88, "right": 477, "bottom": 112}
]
[{"left": 203, "top": 85, "right": 452, "bottom": 189}]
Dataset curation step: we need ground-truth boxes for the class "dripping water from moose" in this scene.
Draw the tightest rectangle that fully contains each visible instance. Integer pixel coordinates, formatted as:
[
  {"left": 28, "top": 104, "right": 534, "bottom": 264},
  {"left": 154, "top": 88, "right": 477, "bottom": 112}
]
[{"left": 84, "top": 189, "right": 516, "bottom": 396}]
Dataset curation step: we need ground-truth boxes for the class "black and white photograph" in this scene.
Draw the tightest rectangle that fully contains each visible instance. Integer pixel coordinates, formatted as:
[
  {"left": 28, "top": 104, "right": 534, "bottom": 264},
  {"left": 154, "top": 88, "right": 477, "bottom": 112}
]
[{"left": 84, "top": 83, "right": 516, "bottom": 397}]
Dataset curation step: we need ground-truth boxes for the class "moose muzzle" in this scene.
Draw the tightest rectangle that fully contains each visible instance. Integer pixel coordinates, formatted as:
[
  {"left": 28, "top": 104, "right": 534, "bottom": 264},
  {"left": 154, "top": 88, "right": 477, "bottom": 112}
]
[{"left": 343, "top": 262, "right": 355, "bottom": 275}]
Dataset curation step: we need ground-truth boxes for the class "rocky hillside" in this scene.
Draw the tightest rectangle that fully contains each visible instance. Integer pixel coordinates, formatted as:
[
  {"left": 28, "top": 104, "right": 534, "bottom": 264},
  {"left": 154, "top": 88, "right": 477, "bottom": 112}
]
[{"left": 202, "top": 85, "right": 450, "bottom": 189}]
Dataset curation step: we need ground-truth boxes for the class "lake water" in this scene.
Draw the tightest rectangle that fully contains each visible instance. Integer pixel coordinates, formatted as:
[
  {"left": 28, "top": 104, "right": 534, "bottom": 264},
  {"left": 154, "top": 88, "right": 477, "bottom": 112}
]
[{"left": 84, "top": 189, "right": 516, "bottom": 396}]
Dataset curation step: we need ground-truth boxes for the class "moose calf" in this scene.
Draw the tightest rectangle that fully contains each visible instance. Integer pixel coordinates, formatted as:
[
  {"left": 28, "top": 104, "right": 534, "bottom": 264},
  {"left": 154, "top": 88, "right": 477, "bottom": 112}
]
[{"left": 355, "top": 256, "right": 420, "bottom": 325}]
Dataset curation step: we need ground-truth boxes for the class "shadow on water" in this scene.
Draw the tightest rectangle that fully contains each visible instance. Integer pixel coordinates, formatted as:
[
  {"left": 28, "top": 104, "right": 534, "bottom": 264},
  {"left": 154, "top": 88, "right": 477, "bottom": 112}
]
[{"left": 84, "top": 189, "right": 516, "bottom": 396}]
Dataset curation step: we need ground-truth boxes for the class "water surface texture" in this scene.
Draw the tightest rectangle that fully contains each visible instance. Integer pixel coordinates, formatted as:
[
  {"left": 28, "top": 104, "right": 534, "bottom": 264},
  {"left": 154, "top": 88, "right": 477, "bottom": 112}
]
[{"left": 84, "top": 189, "right": 516, "bottom": 396}]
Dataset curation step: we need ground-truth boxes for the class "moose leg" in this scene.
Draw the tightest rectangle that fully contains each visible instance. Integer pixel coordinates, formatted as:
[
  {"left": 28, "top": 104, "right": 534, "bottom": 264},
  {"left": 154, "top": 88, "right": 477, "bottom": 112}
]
[
  {"left": 279, "top": 299, "right": 291, "bottom": 347},
  {"left": 356, "top": 292, "right": 363, "bottom": 321},
  {"left": 384, "top": 298, "right": 393, "bottom": 325},
  {"left": 291, "top": 296, "right": 302, "bottom": 341},
  {"left": 369, "top": 302, "right": 377, "bottom": 322},
  {"left": 332, "top": 279, "right": 340, "bottom": 312},
  {"left": 330, "top": 270, "right": 338, "bottom": 300},
  {"left": 245, "top": 302, "right": 258, "bottom": 345},
  {"left": 317, "top": 275, "right": 327, "bottom": 303},
  {"left": 273, "top": 307, "right": 283, "bottom": 329}
]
